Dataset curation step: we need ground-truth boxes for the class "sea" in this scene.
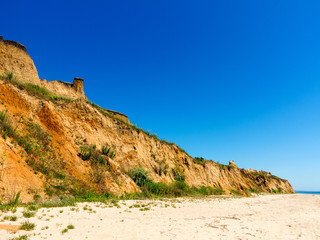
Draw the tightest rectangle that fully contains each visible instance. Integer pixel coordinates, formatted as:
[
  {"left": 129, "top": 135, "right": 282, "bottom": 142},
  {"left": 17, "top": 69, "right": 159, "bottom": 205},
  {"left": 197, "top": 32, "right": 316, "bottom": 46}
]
[{"left": 295, "top": 191, "right": 320, "bottom": 195}]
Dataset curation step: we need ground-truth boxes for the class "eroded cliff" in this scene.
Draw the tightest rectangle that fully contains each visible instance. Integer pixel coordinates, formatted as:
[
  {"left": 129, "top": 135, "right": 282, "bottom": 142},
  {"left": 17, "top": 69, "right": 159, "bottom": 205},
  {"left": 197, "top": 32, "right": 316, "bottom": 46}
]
[{"left": 0, "top": 38, "right": 294, "bottom": 202}]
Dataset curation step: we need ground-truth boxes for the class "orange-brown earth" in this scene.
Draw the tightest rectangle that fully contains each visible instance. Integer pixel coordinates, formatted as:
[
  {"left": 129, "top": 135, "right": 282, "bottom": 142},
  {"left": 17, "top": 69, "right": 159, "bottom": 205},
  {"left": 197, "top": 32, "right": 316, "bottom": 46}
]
[{"left": 0, "top": 37, "right": 294, "bottom": 202}]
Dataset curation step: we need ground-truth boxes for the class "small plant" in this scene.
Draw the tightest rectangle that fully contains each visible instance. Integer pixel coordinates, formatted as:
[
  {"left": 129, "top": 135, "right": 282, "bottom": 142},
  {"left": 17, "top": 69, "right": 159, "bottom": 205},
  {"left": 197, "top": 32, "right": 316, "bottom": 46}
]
[
  {"left": 10, "top": 215, "right": 17, "bottom": 221},
  {"left": 61, "top": 224, "right": 75, "bottom": 234},
  {"left": 92, "top": 155, "right": 106, "bottom": 165},
  {"left": 0, "top": 110, "right": 7, "bottom": 122},
  {"left": 67, "top": 224, "right": 75, "bottom": 229},
  {"left": 6, "top": 71, "right": 14, "bottom": 81},
  {"left": 230, "top": 189, "right": 242, "bottom": 196},
  {"left": 102, "top": 145, "right": 116, "bottom": 159},
  {"left": 79, "top": 145, "right": 96, "bottom": 160},
  {"left": 27, "top": 205, "right": 38, "bottom": 211},
  {"left": 33, "top": 194, "right": 41, "bottom": 202},
  {"left": 9, "top": 235, "right": 29, "bottom": 240},
  {"left": 23, "top": 211, "right": 36, "bottom": 218},
  {"left": 217, "top": 162, "right": 226, "bottom": 170},
  {"left": 20, "top": 221, "right": 36, "bottom": 231},
  {"left": 8, "top": 190, "right": 21, "bottom": 207},
  {"left": 194, "top": 157, "right": 205, "bottom": 165}
]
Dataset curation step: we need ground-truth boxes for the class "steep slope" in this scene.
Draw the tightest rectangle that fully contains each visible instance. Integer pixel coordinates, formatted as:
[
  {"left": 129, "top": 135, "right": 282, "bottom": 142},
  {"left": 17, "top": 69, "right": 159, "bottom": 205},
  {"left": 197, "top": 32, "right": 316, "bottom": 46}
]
[{"left": 0, "top": 38, "right": 294, "bottom": 202}]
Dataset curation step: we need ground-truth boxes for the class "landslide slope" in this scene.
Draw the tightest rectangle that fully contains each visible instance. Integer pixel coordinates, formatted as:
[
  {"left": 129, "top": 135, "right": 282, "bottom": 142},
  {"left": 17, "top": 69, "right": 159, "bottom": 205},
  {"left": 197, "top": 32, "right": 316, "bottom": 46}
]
[
  {"left": 0, "top": 38, "right": 294, "bottom": 202},
  {"left": 0, "top": 77, "right": 294, "bottom": 202}
]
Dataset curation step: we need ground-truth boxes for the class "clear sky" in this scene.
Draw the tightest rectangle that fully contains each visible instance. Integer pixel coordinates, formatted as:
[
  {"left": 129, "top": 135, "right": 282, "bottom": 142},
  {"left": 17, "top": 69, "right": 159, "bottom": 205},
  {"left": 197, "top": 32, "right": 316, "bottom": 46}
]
[{"left": 1, "top": 0, "right": 320, "bottom": 191}]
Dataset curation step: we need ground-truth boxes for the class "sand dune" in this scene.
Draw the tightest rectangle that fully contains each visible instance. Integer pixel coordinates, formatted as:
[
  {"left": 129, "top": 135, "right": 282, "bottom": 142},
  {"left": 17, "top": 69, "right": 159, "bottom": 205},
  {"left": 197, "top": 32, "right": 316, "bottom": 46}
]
[{"left": 1, "top": 194, "right": 319, "bottom": 240}]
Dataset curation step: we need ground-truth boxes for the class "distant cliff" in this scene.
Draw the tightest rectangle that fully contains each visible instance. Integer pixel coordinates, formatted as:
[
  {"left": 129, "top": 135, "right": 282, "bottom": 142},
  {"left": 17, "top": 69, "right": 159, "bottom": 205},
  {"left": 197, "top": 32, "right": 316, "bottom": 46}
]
[{"left": 0, "top": 37, "right": 294, "bottom": 202}]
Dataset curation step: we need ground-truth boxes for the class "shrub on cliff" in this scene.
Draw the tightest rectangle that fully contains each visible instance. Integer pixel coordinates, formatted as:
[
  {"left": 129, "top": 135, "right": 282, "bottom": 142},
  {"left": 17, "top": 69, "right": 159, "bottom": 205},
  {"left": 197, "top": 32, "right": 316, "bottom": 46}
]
[{"left": 129, "top": 168, "right": 150, "bottom": 187}]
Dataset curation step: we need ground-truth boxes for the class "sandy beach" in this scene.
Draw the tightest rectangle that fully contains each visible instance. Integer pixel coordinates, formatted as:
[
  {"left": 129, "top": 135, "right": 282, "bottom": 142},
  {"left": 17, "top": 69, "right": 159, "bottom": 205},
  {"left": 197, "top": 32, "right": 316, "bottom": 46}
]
[{"left": 1, "top": 194, "right": 319, "bottom": 240}]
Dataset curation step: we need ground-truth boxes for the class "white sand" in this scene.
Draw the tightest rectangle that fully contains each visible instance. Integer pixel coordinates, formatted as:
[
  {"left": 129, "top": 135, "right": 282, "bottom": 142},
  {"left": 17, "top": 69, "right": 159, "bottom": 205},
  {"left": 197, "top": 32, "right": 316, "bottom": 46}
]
[{"left": 1, "top": 194, "right": 320, "bottom": 240}]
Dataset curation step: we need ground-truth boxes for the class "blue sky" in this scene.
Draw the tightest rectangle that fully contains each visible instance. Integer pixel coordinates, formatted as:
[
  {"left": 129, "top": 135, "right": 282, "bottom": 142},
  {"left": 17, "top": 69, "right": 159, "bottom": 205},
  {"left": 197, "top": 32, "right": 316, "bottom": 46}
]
[{"left": 1, "top": 0, "right": 320, "bottom": 191}]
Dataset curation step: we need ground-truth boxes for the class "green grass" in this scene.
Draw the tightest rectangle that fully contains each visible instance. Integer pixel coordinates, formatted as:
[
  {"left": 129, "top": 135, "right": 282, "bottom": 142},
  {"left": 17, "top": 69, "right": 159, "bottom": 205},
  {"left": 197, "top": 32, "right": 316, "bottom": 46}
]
[
  {"left": 22, "top": 211, "right": 36, "bottom": 218},
  {"left": 0, "top": 109, "right": 69, "bottom": 197},
  {"left": 8, "top": 235, "right": 29, "bottom": 240},
  {"left": 272, "top": 187, "right": 283, "bottom": 194},
  {"left": 230, "top": 189, "right": 242, "bottom": 196},
  {"left": 67, "top": 224, "right": 75, "bottom": 229},
  {"left": 128, "top": 167, "right": 225, "bottom": 198},
  {"left": 3, "top": 215, "right": 17, "bottom": 221},
  {"left": 20, "top": 221, "right": 36, "bottom": 231},
  {"left": 1, "top": 72, "right": 74, "bottom": 103},
  {"left": 86, "top": 100, "right": 191, "bottom": 158},
  {"left": 193, "top": 157, "right": 205, "bottom": 165},
  {"left": 61, "top": 224, "right": 75, "bottom": 234},
  {"left": 101, "top": 145, "right": 116, "bottom": 159}
]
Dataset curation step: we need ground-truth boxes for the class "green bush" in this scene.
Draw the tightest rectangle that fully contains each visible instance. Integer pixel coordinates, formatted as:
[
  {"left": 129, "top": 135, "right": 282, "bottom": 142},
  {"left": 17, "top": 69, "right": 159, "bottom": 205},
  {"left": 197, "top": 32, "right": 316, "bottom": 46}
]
[
  {"left": 194, "top": 157, "right": 205, "bottom": 165},
  {"left": 172, "top": 164, "right": 185, "bottom": 181},
  {"left": 129, "top": 168, "right": 150, "bottom": 187}
]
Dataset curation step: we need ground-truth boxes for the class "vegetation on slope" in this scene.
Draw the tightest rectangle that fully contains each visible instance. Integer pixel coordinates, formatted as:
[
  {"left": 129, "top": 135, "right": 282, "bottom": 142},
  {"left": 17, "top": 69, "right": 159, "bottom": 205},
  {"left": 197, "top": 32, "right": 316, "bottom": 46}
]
[
  {"left": 0, "top": 72, "right": 291, "bottom": 205},
  {"left": 0, "top": 72, "right": 73, "bottom": 103}
]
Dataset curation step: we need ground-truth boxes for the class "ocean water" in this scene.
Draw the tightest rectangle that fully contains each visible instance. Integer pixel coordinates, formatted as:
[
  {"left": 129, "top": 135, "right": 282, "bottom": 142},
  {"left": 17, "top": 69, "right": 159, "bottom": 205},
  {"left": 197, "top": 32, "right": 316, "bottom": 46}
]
[{"left": 295, "top": 191, "right": 320, "bottom": 195}]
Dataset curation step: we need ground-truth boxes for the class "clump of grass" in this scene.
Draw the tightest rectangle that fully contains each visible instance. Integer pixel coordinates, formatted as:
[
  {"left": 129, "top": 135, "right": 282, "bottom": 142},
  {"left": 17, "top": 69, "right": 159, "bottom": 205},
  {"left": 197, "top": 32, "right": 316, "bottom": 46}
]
[
  {"left": 128, "top": 166, "right": 225, "bottom": 198},
  {"left": 101, "top": 145, "right": 116, "bottom": 159},
  {"left": 20, "top": 221, "right": 36, "bottom": 231},
  {"left": 79, "top": 144, "right": 96, "bottom": 160},
  {"left": 27, "top": 205, "right": 38, "bottom": 211},
  {"left": 67, "top": 224, "right": 75, "bottom": 229},
  {"left": 1, "top": 72, "right": 73, "bottom": 103},
  {"left": 3, "top": 215, "right": 17, "bottom": 221},
  {"left": 61, "top": 224, "right": 75, "bottom": 234},
  {"left": 272, "top": 187, "right": 283, "bottom": 194},
  {"left": 9, "top": 235, "right": 29, "bottom": 240},
  {"left": 193, "top": 157, "right": 205, "bottom": 165},
  {"left": 91, "top": 155, "right": 106, "bottom": 165},
  {"left": 230, "top": 189, "right": 242, "bottom": 196},
  {"left": 217, "top": 162, "right": 226, "bottom": 170},
  {"left": 22, "top": 211, "right": 36, "bottom": 218},
  {"left": 172, "top": 164, "right": 185, "bottom": 181}
]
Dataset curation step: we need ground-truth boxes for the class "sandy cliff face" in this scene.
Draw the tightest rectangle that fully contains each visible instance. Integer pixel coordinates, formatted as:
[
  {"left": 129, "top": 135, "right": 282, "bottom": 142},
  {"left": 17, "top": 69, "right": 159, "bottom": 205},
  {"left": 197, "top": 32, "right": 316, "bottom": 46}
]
[
  {"left": 0, "top": 39, "right": 294, "bottom": 202},
  {"left": 0, "top": 37, "right": 40, "bottom": 85}
]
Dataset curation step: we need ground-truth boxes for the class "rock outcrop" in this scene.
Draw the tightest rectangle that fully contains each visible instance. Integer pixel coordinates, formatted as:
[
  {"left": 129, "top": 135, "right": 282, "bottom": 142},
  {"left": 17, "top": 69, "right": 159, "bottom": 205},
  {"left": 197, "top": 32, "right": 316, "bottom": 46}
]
[
  {"left": 0, "top": 38, "right": 294, "bottom": 202},
  {"left": 0, "top": 37, "right": 40, "bottom": 85}
]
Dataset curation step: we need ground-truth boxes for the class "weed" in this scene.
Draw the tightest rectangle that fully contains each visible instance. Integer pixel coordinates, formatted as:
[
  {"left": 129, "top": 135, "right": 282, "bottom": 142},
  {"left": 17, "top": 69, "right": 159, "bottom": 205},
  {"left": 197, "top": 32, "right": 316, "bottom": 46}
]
[
  {"left": 20, "top": 221, "right": 36, "bottom": 231},
  {"left": 67, "top": 224, "right": 75, "bottom": 229},
  {"left": 217, "top": 162, "right": 226, "bottom": 170},
  {"left": 194, "top": 157, "right": 205, "bottom": 165},
  {"left": 102, "top": 145, "right": 116, "bottom": 159},
  {"left": 3, "top": 215, "right": 17, "bottom": 221},
  {"left": 22, "top": 211, "right": 36, "bottom": 218},
  {"left": 27, "top": 205, "right": 38, "bottom": 211},
  {"left": 230, "top": 189, "right": 242, "bottom": 196},
  {"left": 8, "top": 191, "right": 21, "bottom": 207},
  {"left": 9, "top": 235, "right": 29, "bottom": 240}
]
